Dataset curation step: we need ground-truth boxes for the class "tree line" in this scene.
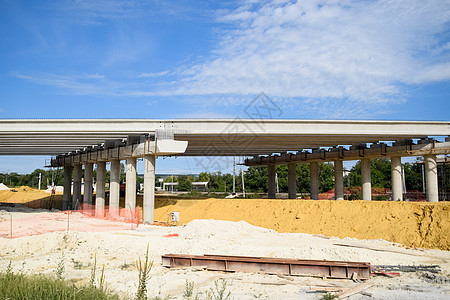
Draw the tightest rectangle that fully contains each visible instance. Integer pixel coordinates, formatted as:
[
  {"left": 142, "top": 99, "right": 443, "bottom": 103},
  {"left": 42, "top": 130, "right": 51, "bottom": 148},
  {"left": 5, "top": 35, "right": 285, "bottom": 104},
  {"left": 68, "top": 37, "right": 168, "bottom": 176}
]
[{"left": 1, "top": 159, "right": 443, "bottom": 193}]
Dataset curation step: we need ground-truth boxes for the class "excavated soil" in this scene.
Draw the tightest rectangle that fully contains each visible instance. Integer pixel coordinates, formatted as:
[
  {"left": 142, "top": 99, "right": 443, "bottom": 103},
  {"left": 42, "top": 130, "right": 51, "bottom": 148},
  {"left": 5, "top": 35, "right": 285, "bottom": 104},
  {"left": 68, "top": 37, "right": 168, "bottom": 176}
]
[
  {"left": 155, "top": 198, "right": 450, "bottom": 251},
  {"left": 0, "top": 187, "right": 62, "bottom": 208}
]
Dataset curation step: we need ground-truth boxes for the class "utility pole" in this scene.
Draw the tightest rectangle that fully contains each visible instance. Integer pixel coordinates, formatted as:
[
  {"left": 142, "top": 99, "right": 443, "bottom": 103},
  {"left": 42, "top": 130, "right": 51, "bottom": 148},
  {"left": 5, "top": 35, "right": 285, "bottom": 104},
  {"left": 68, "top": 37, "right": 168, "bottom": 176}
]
[
  {"left": 275, "top": 172, "right": 279, "bottom": 194},
  {"left": 232, "top": 157, "right": 236, "bottom": 195},
  {"left": 241, "top": 169, "right": 245, "bottom": 198},
  {"left": 401, "top": 164, "right": 406, "bottom": 194},
  {"left": 422, "top": 164, "right": 426, "bottom": 194},
  {"left": 38, "top": 173, "right": 42, "bottom": 190}
]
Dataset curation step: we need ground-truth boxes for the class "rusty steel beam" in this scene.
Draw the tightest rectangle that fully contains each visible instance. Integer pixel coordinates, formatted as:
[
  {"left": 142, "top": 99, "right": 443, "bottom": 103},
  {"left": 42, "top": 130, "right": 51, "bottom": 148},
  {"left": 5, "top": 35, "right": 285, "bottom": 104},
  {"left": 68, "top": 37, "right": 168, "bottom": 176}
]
[{"left": 161, "top": 254, "right": 371, "bottom": 280}]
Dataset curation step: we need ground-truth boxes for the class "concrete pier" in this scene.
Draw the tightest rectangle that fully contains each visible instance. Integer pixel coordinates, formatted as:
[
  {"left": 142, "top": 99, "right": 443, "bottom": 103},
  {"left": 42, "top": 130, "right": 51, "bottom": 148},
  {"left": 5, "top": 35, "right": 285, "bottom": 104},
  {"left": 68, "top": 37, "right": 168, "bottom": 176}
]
[
  {"left": 95, "top": 162, "right": 106, "bottom": 217},
  {"left": 109, "top": 160, "right": 120, "bottom": 218},
  {"left": 72, "top": 164, "right": 82, "bottom": 209},
  {"left": 361, "top": 158, "right": 371, "bottom": 200},
  {"left": 125, "top": 157, "right": 137, "bottom": 217},
  {"left": 288, "top": 163, "right": 296, "bottom": 199},
  {"left": 424, "top": 154, "right": 439, "bottom": 202},
  {"left": 84, "top": 163, "right": 93, "bottom": 205},
  {"left": 391, "top": 156, "right": 403, "bottom": 201},
  {"left": 143, "top": 155, "right": 156, "bottom": 224},
  {"left": 334, "top": 160, "right": 344, "bottom": 200},
  {"left": 268, "top": 164, "right": 276, "bottom": 199},
  {"left": 310, "top": 162, "right": 319, "bottom": 200},
  {"left": 63, "top": 166, "right": 73, "bottom": 210}
]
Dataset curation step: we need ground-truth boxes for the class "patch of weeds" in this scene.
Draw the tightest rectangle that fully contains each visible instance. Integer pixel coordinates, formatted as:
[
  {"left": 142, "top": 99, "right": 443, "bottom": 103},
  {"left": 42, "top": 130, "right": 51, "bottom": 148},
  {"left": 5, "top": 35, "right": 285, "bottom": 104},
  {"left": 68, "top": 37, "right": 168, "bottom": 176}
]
[
  {"left": 136, "top": 243, "right": 154, "bottom": 300},
  {"left": 210, "top": 279, "right": 231, "bottom": 300},
  {"left": 90, "top": 253, "right": 97, "bottom": 287},
  {"left": 19, "top": 261, "right": 26, "bottom": 274},
  {"left": 184, "top": 279, "right": 195, "bottom": 298},
  {"left": 71, "top": 258, "right": 83, "bottom": 270},
  {"left": 120, "top": 261, "right": 132, "bottom": 270},
  {"left": 89, "top": 253, "right": 107, "bottom": 291},
  {"left": 55, "top": 252, "right": 65, "bottom": 280},
  {"left": 0, "top": 272, "right": 120, "bottom": 299},
  {"left": 98, "top": 263, "right": 106, "bottom": 291},
  {"left": 5, "top": 261, "right": 12, "bottom": 277},
  {"left": 151, "top": 296, "right": 172, "bottom": 300},
  {"left": 321, "top": 292, "right": 338, "bottom": 300}
]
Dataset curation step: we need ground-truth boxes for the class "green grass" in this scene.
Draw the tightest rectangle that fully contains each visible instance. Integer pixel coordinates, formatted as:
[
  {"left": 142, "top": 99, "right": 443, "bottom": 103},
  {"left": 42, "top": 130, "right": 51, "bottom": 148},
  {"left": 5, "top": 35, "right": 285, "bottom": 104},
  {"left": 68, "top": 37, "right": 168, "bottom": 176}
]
[{"left": 0, "top": 272, "right": 121, "bottom": 300}]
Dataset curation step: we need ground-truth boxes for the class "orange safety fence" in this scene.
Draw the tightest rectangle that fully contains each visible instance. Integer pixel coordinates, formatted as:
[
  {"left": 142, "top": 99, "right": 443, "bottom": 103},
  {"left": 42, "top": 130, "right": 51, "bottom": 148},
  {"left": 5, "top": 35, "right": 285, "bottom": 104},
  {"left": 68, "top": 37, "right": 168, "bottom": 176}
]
[
  {"left": 77, "top": 203, "right": 142, "bottom": 225},
  {"left": 0, "top": 204, "right": 143, "bottom": 239}
]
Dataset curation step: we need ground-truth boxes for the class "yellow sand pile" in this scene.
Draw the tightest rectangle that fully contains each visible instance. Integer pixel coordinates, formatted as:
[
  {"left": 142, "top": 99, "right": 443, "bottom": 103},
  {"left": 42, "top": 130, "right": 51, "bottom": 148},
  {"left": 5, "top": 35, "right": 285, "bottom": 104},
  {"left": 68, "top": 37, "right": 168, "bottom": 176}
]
[
  {"left": 0, "top": 187, "right": 61, "bottom": 208},
  {"left": 155, "top": 198, "right": 450, "bottom": 250}
]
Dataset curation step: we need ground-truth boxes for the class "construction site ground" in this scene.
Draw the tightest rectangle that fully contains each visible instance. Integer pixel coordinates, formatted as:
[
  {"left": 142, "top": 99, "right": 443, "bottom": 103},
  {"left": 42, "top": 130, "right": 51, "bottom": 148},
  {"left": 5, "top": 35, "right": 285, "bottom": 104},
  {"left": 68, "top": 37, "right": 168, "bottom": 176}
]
[{"left": 0, "top": 187, "right": 450, "bottom": 299}]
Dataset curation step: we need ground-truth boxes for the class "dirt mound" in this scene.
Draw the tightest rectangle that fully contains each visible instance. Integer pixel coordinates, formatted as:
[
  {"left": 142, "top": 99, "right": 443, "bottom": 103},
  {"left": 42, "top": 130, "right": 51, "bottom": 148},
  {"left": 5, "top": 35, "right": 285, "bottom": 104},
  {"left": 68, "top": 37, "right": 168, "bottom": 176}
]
[
  {"left": 18, "top": 186, "right": 35, "bottom": 191},
  {"left": 155, "top": 198, "right": 450, "bottom": 250},
  {"left": 0, "top": 187, "right": 57, "bottom": 208}
]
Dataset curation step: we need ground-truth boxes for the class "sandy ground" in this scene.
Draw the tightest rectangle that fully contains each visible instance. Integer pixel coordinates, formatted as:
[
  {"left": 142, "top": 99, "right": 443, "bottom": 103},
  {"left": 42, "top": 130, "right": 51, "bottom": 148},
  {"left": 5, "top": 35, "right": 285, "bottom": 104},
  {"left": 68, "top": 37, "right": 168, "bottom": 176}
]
[
  {"left": 1, "top": 188, "right": 449, "bottom": 250},
  {"left": 154, "top": 198, "right": 450, "bottom": 251},
  {"left": 1, "top": 206, "right": 450, "bottom": 299}
]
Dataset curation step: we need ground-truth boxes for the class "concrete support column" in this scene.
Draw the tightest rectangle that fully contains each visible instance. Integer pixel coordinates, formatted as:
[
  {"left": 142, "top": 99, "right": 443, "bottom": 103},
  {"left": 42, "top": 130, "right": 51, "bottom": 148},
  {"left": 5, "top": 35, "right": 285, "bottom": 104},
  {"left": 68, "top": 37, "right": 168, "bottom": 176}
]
[
  {"left": 63, "top": 166, "right": 73, "bottom": 210},
  {"left": 109, "top": 160, "right": 120, "bottom": 218},
  {"left": 84, "top": 163, "right": 93, "bottom": 205},
  {"left": 361, "top": 158, "right": 371, "bottom": 201},
  {"left": 95, "top": 162, "right": 106, "bottom": 217},
  {"left": 125, "top": 157, "right": 137, "bottom": 217},
  {"left": 268, "top": 164, "right": 276, "bottom": 199},
  {"left": 334, "top": 160, "right": 344, "bottom": 200},
  {"left": 391, "top": 156, "right": 403, "bottom": 201},
  {"left": 288, "top": 163, "right": 297, "bottom": 199},
  {"left": 143, "top": 155, "right": 156, "bottom": 224},
  {"left": 72, "top": 164, "right": 82, "bottom": 209},
  {"left": 310, "top": 162, "right": 319, "bottom": 200},
  {"left": 424, "top": 154, "right": 439, "bottom": 202}
]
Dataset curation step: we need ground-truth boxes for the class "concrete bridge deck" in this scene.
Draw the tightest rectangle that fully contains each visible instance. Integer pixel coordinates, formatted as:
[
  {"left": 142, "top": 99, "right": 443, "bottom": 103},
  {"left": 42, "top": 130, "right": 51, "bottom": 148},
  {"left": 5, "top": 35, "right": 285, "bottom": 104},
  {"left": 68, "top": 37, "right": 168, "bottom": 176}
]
[{"left": 0, "top": 119, "right": 449, "bottom": 155}]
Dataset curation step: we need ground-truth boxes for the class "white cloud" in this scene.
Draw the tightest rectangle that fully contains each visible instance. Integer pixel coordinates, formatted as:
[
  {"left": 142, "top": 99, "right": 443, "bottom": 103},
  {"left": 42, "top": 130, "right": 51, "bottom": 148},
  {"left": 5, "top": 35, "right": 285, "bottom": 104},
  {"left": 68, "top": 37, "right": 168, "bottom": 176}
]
[
  {"left": 175, "top": 0, "right": 450, "bottom": 104},
  {"left": 139, "top": 71, "right": 170, "bottom": 78},
  {"left": 14, "top": 73, "right": 114, "bottom": 96},
  {"left": 59, "top": 0, "right": 215, "bottom": 24}
]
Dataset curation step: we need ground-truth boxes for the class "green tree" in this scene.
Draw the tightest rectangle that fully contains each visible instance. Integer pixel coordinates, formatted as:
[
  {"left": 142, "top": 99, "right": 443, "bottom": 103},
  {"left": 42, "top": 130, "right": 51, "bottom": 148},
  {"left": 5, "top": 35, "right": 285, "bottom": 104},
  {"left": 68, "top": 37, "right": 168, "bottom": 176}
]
[
  {"left": 276, "top": 165, "right": 288, "bottom": 193},
  {"left": 177, "top": 175, "right": 193, "bottom": 191},
  {"left": 197, "top": 172, "right": 210, "bottom": 182},
  {"left": 319, "top": 163, "right": 335, "bottom": 192},
  {"left": 370, "top": 159, "right": 391, "bottom": 188},
  {"left": 404, "top": 162, "right": 423, "bottom": 191},
  {"left": 244, "top": 167, "right": 267, "bottom": 192},
  {"left": 296, "top": 164, "right": 310, "bottom": 193}
]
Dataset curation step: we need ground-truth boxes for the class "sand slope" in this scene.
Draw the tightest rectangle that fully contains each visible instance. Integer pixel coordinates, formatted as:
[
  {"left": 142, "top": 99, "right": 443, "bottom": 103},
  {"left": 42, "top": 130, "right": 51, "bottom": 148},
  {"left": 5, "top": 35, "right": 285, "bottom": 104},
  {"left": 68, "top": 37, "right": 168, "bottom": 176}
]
[{"left": 155, "top": 198, "right": 450, "bottom": 250}]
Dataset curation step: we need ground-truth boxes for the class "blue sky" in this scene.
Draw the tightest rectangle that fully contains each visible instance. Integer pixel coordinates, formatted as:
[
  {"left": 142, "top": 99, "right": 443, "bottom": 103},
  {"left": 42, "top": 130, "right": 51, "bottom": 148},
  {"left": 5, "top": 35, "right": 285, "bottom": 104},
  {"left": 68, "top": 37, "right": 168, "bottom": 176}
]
[{"left": 1, "top": 0, "right": 449, "bottom": 175}]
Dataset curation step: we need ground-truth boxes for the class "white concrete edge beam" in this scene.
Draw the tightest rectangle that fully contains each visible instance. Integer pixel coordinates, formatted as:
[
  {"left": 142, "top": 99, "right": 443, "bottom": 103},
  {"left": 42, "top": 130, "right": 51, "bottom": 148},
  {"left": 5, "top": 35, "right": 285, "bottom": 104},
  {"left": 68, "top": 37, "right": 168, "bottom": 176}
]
[
  {"left": 52, "top": 140, "right": 188, "bottom": 167},
  {"left": 245, "top": 141, "right": 450, "bottom": 166}
]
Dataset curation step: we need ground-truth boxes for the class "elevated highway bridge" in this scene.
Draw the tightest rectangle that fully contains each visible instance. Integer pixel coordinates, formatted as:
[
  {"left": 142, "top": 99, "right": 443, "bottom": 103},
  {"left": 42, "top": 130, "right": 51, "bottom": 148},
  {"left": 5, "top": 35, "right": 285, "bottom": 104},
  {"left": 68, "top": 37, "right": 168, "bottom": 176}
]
[{"left": 0, "top": 119, "right": 449, "bottom": 223}]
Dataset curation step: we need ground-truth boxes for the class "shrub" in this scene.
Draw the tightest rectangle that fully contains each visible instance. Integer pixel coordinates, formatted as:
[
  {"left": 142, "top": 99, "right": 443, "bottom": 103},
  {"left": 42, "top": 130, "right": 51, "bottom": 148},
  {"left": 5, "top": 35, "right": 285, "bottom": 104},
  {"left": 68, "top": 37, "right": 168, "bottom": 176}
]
[{"left": 0, "top": 272, "right": 120, "bottom": 299}]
